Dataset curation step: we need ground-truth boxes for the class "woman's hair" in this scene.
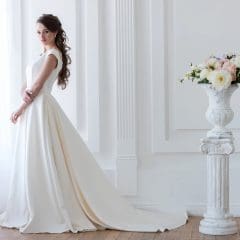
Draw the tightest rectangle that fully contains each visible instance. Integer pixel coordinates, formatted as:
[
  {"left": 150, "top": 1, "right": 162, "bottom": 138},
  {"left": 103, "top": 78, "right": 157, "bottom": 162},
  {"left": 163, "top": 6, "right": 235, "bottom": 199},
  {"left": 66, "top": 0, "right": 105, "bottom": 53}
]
[{"left": 37, "top": 14, "right": 71, "bottom": 90}]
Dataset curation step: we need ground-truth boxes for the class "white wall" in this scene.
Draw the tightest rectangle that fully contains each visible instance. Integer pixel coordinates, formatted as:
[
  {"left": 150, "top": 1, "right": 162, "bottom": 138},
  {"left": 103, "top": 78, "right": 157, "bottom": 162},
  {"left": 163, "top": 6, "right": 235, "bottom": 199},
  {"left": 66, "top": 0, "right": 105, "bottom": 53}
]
[
  {"left": 21, "top": 0, "right": 240, "bottom": 216},
  {"left": 133, "top": 0, "right": 240, "bottom": 215}
]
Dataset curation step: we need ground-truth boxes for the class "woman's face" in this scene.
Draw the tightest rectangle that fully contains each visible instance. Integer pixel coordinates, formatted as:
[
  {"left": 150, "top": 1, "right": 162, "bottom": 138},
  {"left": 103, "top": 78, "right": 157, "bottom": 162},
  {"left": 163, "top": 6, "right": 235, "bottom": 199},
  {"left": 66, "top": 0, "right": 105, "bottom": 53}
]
[{"left": 36, "top": 23, "right": 56, "bottom": 46}]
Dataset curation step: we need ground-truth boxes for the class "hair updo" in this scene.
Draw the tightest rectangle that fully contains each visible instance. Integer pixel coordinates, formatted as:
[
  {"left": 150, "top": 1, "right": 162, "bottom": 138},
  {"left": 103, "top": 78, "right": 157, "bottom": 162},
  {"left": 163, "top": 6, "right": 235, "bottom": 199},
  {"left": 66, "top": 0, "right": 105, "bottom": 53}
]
[{"left": 37, "top": 14, "right": 71, "bottom": 90}]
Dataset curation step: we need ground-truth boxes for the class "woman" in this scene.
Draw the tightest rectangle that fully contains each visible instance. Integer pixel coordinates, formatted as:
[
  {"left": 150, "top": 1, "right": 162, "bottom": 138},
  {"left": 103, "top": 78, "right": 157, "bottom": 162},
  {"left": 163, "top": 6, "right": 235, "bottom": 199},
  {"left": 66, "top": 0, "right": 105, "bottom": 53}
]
[{"left": 0, "top": 14, "right": 187, "bottom": 233}]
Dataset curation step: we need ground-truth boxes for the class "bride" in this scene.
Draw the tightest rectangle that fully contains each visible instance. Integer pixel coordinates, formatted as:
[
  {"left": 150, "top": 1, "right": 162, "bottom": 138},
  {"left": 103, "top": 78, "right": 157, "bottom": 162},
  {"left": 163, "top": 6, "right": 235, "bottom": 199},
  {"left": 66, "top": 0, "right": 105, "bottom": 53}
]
[{"left": 0, "top": 13, "right": 187, "bottom": 233}]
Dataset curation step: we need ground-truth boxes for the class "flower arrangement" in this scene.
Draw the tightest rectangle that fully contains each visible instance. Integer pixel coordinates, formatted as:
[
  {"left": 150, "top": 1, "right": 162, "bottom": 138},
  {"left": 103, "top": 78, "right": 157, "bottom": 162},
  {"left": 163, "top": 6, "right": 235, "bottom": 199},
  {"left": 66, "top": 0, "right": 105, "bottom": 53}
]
[{"left": 180, "top": 53, "right": 240, "bottom": 91}]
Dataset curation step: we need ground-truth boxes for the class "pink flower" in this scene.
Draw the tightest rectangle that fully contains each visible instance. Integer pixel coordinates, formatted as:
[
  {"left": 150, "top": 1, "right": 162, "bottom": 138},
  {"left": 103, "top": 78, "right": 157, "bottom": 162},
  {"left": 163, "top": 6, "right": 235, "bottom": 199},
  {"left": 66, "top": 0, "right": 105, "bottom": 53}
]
[
  {"left": 219, "top": 58, "right": 228, "bottom": 66},
  {"left": 222, "top": 61, "right": 236, "bottom": 81}
]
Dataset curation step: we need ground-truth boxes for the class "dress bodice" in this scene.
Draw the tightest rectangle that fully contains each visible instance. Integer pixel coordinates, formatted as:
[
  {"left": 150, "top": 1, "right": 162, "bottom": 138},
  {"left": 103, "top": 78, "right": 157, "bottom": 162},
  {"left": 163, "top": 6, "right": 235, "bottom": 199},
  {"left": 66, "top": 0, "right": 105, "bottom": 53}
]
[{"left": 26, "top": 48, "right": 63, "bottom": 95}]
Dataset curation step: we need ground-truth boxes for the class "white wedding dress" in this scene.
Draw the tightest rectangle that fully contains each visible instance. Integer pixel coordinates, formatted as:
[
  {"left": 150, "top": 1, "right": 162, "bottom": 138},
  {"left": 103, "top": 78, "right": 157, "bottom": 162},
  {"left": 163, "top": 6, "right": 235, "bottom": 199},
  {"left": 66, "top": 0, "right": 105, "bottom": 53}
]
[{"left": 0, "top": 48, "right": 188, "bottom": 233}]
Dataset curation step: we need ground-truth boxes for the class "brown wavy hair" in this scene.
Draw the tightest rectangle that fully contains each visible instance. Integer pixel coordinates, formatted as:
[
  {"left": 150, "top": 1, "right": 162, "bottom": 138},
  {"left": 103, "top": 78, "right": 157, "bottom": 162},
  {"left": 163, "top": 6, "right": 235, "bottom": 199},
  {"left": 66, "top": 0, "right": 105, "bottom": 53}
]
[{"left": 37, "top": 14, "right": 71, "bottom": 90}]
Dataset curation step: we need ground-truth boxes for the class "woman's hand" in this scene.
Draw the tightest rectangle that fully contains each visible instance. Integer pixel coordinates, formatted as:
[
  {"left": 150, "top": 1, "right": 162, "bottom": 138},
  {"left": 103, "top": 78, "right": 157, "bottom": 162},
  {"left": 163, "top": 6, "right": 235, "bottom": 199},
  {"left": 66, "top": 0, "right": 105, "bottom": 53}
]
[
  {"left": 22, "top": 89, "right": 34, "bottom": 104},
  {"left": 10, "top": 107, "right": 25, "bottom": 124},
  {"left": 11, "top": 89, "right": 33, "bottom": 124}
]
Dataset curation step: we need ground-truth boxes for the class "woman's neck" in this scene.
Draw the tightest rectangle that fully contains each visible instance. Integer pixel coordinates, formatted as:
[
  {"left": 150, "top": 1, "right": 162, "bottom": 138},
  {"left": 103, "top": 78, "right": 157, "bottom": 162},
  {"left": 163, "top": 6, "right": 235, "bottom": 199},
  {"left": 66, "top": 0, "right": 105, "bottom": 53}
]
[{"left": 44, "top": 45, "right": 57, "bottom": 52}]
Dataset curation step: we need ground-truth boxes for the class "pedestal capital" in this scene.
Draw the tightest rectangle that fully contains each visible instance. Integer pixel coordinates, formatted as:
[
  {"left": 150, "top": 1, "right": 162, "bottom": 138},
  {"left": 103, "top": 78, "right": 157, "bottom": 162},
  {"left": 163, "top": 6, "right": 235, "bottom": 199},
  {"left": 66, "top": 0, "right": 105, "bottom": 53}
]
[{"left": 200, "top": 138, "right": 234, "bottom": 155}]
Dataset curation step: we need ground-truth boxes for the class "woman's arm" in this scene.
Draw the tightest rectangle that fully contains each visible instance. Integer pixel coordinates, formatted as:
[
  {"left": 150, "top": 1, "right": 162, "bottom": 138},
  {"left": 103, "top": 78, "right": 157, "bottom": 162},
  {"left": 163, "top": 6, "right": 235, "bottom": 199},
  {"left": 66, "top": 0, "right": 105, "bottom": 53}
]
[
  {"left": 28, "top": 54, "right": 57, "bottom": 99},
  {"left": 21, "top": 80, "right": 33, "bottom": 104},
  {"left": 10, "top": 54, "right": 58, "bottom": 124},
  {"left": 10, "top": 101, "right": 30, "bottom": 124}
]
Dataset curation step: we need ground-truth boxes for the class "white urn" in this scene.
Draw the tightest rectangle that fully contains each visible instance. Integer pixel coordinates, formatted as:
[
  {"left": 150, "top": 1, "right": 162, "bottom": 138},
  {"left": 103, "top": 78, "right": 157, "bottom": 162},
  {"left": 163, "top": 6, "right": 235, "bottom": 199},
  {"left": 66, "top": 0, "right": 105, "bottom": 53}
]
[{"left": 201, "top": 84, "right": 238, "bottom": 138}]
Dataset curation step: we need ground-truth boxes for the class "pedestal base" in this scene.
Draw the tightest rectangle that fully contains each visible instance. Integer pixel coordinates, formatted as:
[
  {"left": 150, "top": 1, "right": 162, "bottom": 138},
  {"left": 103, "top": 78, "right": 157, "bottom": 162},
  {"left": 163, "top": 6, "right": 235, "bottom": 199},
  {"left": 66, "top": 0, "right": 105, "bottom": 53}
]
[{"left": 199, "top": 218, "right": 238, "bottom": 235}]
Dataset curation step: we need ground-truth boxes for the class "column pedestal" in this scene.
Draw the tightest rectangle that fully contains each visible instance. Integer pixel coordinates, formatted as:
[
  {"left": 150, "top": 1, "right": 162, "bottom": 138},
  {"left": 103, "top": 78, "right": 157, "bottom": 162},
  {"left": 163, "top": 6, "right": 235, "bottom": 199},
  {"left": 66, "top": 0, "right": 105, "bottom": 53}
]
[{"left": 199, "top": 137, "right": 238, "bottom": 235}]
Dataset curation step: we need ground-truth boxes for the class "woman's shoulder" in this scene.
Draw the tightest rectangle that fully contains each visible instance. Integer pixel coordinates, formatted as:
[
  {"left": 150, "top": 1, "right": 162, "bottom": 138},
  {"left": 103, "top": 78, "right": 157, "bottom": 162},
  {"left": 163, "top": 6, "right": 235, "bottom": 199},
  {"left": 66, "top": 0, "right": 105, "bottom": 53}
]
[
  {"left": 44, "top": 48, "right": 63, "bottom": 70},
  {"left": 45, "top": 48, "right": 62, "bottom": 59}
]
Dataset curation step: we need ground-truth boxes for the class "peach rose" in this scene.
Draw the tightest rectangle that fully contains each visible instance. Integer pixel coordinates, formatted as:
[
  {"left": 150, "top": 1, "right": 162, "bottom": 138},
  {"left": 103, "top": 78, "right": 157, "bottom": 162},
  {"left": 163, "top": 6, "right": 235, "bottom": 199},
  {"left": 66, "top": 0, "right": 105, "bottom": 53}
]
[{"left": 222, "top": 61, "right": 236, "bottom": 81}]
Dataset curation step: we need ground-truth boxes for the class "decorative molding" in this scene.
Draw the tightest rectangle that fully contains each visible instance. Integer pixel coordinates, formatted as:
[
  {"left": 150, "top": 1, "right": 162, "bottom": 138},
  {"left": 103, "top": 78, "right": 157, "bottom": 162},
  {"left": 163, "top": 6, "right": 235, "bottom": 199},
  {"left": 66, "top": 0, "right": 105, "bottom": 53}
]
[
  {"left": 135, "top": 0, "right": 153, "bottom": 154},
  {"left": 115, "top": 0, "right": 137, "bottom": 195},
  {"left": 150, "top": 0, "right": 169, "bottom": 151},
  {"left": 75, "top": 0, "right": 100, "bottom": 152},
  {"left": 86, "top": 0, "right": 100, "bottom": 153},
  {"left": 75, "top": 0, "right": 88, "bottom": 142}
]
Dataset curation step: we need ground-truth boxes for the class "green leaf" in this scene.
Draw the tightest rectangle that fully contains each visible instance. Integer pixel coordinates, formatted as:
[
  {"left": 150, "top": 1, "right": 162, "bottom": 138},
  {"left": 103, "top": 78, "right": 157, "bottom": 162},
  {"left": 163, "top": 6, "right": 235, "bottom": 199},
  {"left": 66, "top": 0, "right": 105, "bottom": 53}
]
[{"left": 197, "top": 78, "right": 210, "bottom": 84}]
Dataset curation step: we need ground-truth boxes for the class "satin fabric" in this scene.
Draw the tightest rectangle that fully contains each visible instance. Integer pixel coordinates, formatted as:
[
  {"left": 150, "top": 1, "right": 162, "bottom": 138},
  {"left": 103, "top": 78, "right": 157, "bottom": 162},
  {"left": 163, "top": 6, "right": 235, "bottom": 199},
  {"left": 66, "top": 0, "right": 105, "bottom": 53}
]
[{"left": 0, "top": 48, "right": 188, "bottom": 233}]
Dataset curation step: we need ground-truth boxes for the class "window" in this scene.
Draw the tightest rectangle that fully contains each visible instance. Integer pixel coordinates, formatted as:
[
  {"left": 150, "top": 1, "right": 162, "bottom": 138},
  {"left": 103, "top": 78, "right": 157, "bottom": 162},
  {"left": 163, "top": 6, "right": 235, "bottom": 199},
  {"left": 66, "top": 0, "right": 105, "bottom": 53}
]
[{"left": 0, "top": 0, "right": 22, "bottom": 209}]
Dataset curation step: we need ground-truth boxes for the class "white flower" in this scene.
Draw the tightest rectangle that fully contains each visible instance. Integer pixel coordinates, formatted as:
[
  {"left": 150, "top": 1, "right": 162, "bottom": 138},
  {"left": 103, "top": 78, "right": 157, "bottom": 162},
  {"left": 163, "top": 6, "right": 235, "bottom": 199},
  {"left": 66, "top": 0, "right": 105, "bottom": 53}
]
[
  {"left": 207, "top": 58, "right": 218, "bottom": 68},
  {"left": 232, "top": 56, "right": 240, "bottom": 68},
  {"left": 208, "top": 70, "right": 232, "bottom": 91},
  {"left": 200, "top": 69, "right": 211, "bottom": 80}
]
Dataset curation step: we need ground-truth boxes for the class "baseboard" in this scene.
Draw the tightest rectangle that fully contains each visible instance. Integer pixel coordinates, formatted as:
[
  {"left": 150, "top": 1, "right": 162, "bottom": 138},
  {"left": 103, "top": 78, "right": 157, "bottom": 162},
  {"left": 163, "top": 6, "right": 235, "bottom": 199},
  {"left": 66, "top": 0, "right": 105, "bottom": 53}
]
[{"left": 132, "top": 203, "right": 240, "bottom": 217}]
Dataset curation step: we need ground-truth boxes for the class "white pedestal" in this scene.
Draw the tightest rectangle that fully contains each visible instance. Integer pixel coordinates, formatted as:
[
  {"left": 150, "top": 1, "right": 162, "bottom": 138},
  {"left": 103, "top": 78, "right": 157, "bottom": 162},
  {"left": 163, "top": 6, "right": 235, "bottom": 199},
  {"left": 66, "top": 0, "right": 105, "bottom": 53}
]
[{"left": 199, "top": 137, "right": 238, "bottom": 235}]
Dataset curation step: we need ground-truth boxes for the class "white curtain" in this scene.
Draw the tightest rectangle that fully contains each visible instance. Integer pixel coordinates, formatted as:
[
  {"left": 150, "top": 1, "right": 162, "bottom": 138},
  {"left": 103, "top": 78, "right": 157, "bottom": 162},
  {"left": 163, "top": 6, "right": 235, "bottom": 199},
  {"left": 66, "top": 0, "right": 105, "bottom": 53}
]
[{"left": 0, "top": 0, "right": 22, "bottom": 211}]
